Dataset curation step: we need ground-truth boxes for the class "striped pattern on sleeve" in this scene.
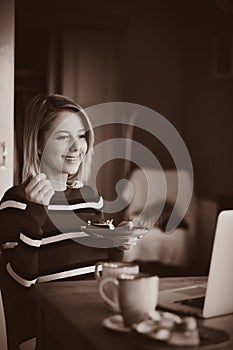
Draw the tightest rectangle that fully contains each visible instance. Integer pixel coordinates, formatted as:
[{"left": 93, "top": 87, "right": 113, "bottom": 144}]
[{"left": 0, "top": 184, "right": 111, "bottom": 287}]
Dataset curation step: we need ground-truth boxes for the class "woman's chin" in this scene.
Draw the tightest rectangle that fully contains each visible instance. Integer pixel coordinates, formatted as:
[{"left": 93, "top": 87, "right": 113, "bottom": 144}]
[{"left": 63, "top": 164, "right": 80, "bottom": 175}]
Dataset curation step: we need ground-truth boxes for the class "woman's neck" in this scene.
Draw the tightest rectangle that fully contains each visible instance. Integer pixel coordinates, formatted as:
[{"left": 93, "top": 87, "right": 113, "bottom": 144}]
[
  {"left": 46, "top": 174, "right": 68, "bottom": 191},
  {"left": 50, "top": 180, "right": 67, "bottom": 191}
]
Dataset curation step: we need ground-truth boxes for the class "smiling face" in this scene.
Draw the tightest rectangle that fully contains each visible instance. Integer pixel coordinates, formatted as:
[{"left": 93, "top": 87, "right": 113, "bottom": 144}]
[{"left": 39, "top": 111, "right": 88, "bottom": 184}]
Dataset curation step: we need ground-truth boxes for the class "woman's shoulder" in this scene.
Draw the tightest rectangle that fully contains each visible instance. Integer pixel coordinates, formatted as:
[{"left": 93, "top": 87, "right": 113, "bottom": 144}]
[{"left": 1, "top": 183, "right": 27, "bottom": 203}]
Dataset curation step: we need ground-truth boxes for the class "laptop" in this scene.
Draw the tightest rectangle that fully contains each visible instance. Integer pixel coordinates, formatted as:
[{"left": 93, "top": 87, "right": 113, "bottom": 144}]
[{"left": 158, "top": 210, "right": 233, "bottom": 318}]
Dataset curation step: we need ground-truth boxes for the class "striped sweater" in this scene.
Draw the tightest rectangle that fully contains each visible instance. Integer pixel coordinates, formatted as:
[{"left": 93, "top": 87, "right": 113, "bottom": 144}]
[{"left": 0, "top": 183, "right": 122, "bottom": 287}]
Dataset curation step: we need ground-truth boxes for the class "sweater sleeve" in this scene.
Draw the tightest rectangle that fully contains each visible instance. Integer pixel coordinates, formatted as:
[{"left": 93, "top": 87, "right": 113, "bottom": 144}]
[
  {"left": 0, "top": 188, "right": 47, "bottom": 287},
  {"left": 0, "top": 192, "right": 26, "bottom": 247},
  {"left": 9, "top": 203, "right": 48, "bottom": 287}
]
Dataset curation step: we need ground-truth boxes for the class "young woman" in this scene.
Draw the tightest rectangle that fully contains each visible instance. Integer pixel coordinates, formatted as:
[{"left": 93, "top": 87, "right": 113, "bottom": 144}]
[{"left": 0, "top": 94, "right": 123, "bottom": 349}]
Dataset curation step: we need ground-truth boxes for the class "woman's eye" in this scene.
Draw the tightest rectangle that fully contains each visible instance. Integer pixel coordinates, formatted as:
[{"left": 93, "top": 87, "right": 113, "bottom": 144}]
[
  {"left": 57, "top": 135, "right": 69, "bottom": 140},
  {"left": 79, "top": 134, "right": 86, "bottom": 139}
]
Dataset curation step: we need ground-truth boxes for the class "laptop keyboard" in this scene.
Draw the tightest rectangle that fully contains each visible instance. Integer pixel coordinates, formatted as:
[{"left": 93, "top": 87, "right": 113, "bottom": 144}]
[{"left": 178, "top": 296, "right": 205, "bottom": 309}]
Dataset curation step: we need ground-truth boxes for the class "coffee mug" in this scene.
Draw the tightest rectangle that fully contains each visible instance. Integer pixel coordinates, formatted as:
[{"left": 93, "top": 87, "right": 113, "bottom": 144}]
[
  {"left": 99, "top": 273, "right": 159, "bottom": 326},
  {"left": 95, "top": 261, "right": 139, "bottom": 311}
]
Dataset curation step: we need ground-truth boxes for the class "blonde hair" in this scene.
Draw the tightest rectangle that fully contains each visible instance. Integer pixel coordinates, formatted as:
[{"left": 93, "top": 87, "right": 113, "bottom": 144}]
[{"left": 22, "top": 94, "right": 94, "bottom": 186}]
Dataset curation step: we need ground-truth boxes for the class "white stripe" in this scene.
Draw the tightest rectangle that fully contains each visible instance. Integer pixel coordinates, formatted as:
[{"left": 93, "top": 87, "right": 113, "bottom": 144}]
[
  {"left": 48, "top": 197, "right": 103, "bottom": 211},
  {"left": 37, "top": 265, "right": 97, "bottom": 283},
  {"left": 41, "top": 231, "right": 88, "bottom": 245},
  {"left": 0, "top": 200, "right": 27, "bottom": 211},
  {"left": 6, "top": 263, "right": 37, "bottom": 288},
  {"left": 20, "top": 233, "right": 41, "bottom": 247},
  {"left": 0, "top": 242, "right": 18, "bottom": 250},
  {"left": 19, "top": 231, "right": 89, "bottom": 248}
]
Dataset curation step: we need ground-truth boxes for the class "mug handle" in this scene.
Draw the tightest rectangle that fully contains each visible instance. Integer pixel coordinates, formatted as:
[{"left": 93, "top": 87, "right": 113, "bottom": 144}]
[
  {"left": 98, "top": 277, "right": 120, "bottom": 312},
  {"left": 95, "top": 261, "right": 105, "bottom": 281}
]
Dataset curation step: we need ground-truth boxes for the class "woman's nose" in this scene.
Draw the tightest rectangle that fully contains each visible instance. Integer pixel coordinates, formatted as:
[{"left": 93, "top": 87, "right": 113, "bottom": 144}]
[{"left": 70, "top": 139, "right": 80, "bottom": 151}]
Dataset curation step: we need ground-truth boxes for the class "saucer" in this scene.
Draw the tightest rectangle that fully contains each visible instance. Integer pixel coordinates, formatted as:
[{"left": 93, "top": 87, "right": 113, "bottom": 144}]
[
  {"left": 131, "top": 316, "right": 229, "bottom": 348},
  {"left": 81, "top": 225, "right": 148, "bottom": 242},
  {"left": 102, "top": 314, "right": 129, "bottom": 333}
]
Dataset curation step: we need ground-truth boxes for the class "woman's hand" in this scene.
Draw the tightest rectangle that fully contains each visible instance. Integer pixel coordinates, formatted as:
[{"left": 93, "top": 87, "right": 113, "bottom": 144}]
[
  {"left": 116, "top": 220, "right": 142, "bottom": 251},
  {"left": 117, "top": 238, "right": 139, "bottom": 251},
  {"left": 25, "top": 173, "right": 55, "bottom": 206}
]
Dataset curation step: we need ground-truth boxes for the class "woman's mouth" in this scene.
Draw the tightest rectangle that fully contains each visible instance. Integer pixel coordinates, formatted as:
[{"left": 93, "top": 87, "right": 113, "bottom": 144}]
[{"left": 63, "top": 156, "right": 79, "bottom": 162}]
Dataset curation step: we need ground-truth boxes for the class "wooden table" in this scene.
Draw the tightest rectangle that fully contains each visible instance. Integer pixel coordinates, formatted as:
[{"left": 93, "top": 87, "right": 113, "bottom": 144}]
[{"left": 33, "top": 277, "right": 233, "bottom": 350}]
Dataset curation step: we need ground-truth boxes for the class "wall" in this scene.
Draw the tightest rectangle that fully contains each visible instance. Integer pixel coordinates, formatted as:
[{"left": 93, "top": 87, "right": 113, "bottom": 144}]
[
  {"left": 14, "top": 0, "right": 233, "bottom": 200},
  {"left": 120, "top": 1, "right": 184, "bottom": 128},
  {"left": 119, "top": 0, "right": 233, "bottom": 200},
  {"left": 181, "top": 0, "right": 233, "bottom": 199},
  {"left": 0, "top": 0, "right": 14, "bottom": 198},
  {"left": 117, "top": 1, "right": 186, "bottom": 175}
]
